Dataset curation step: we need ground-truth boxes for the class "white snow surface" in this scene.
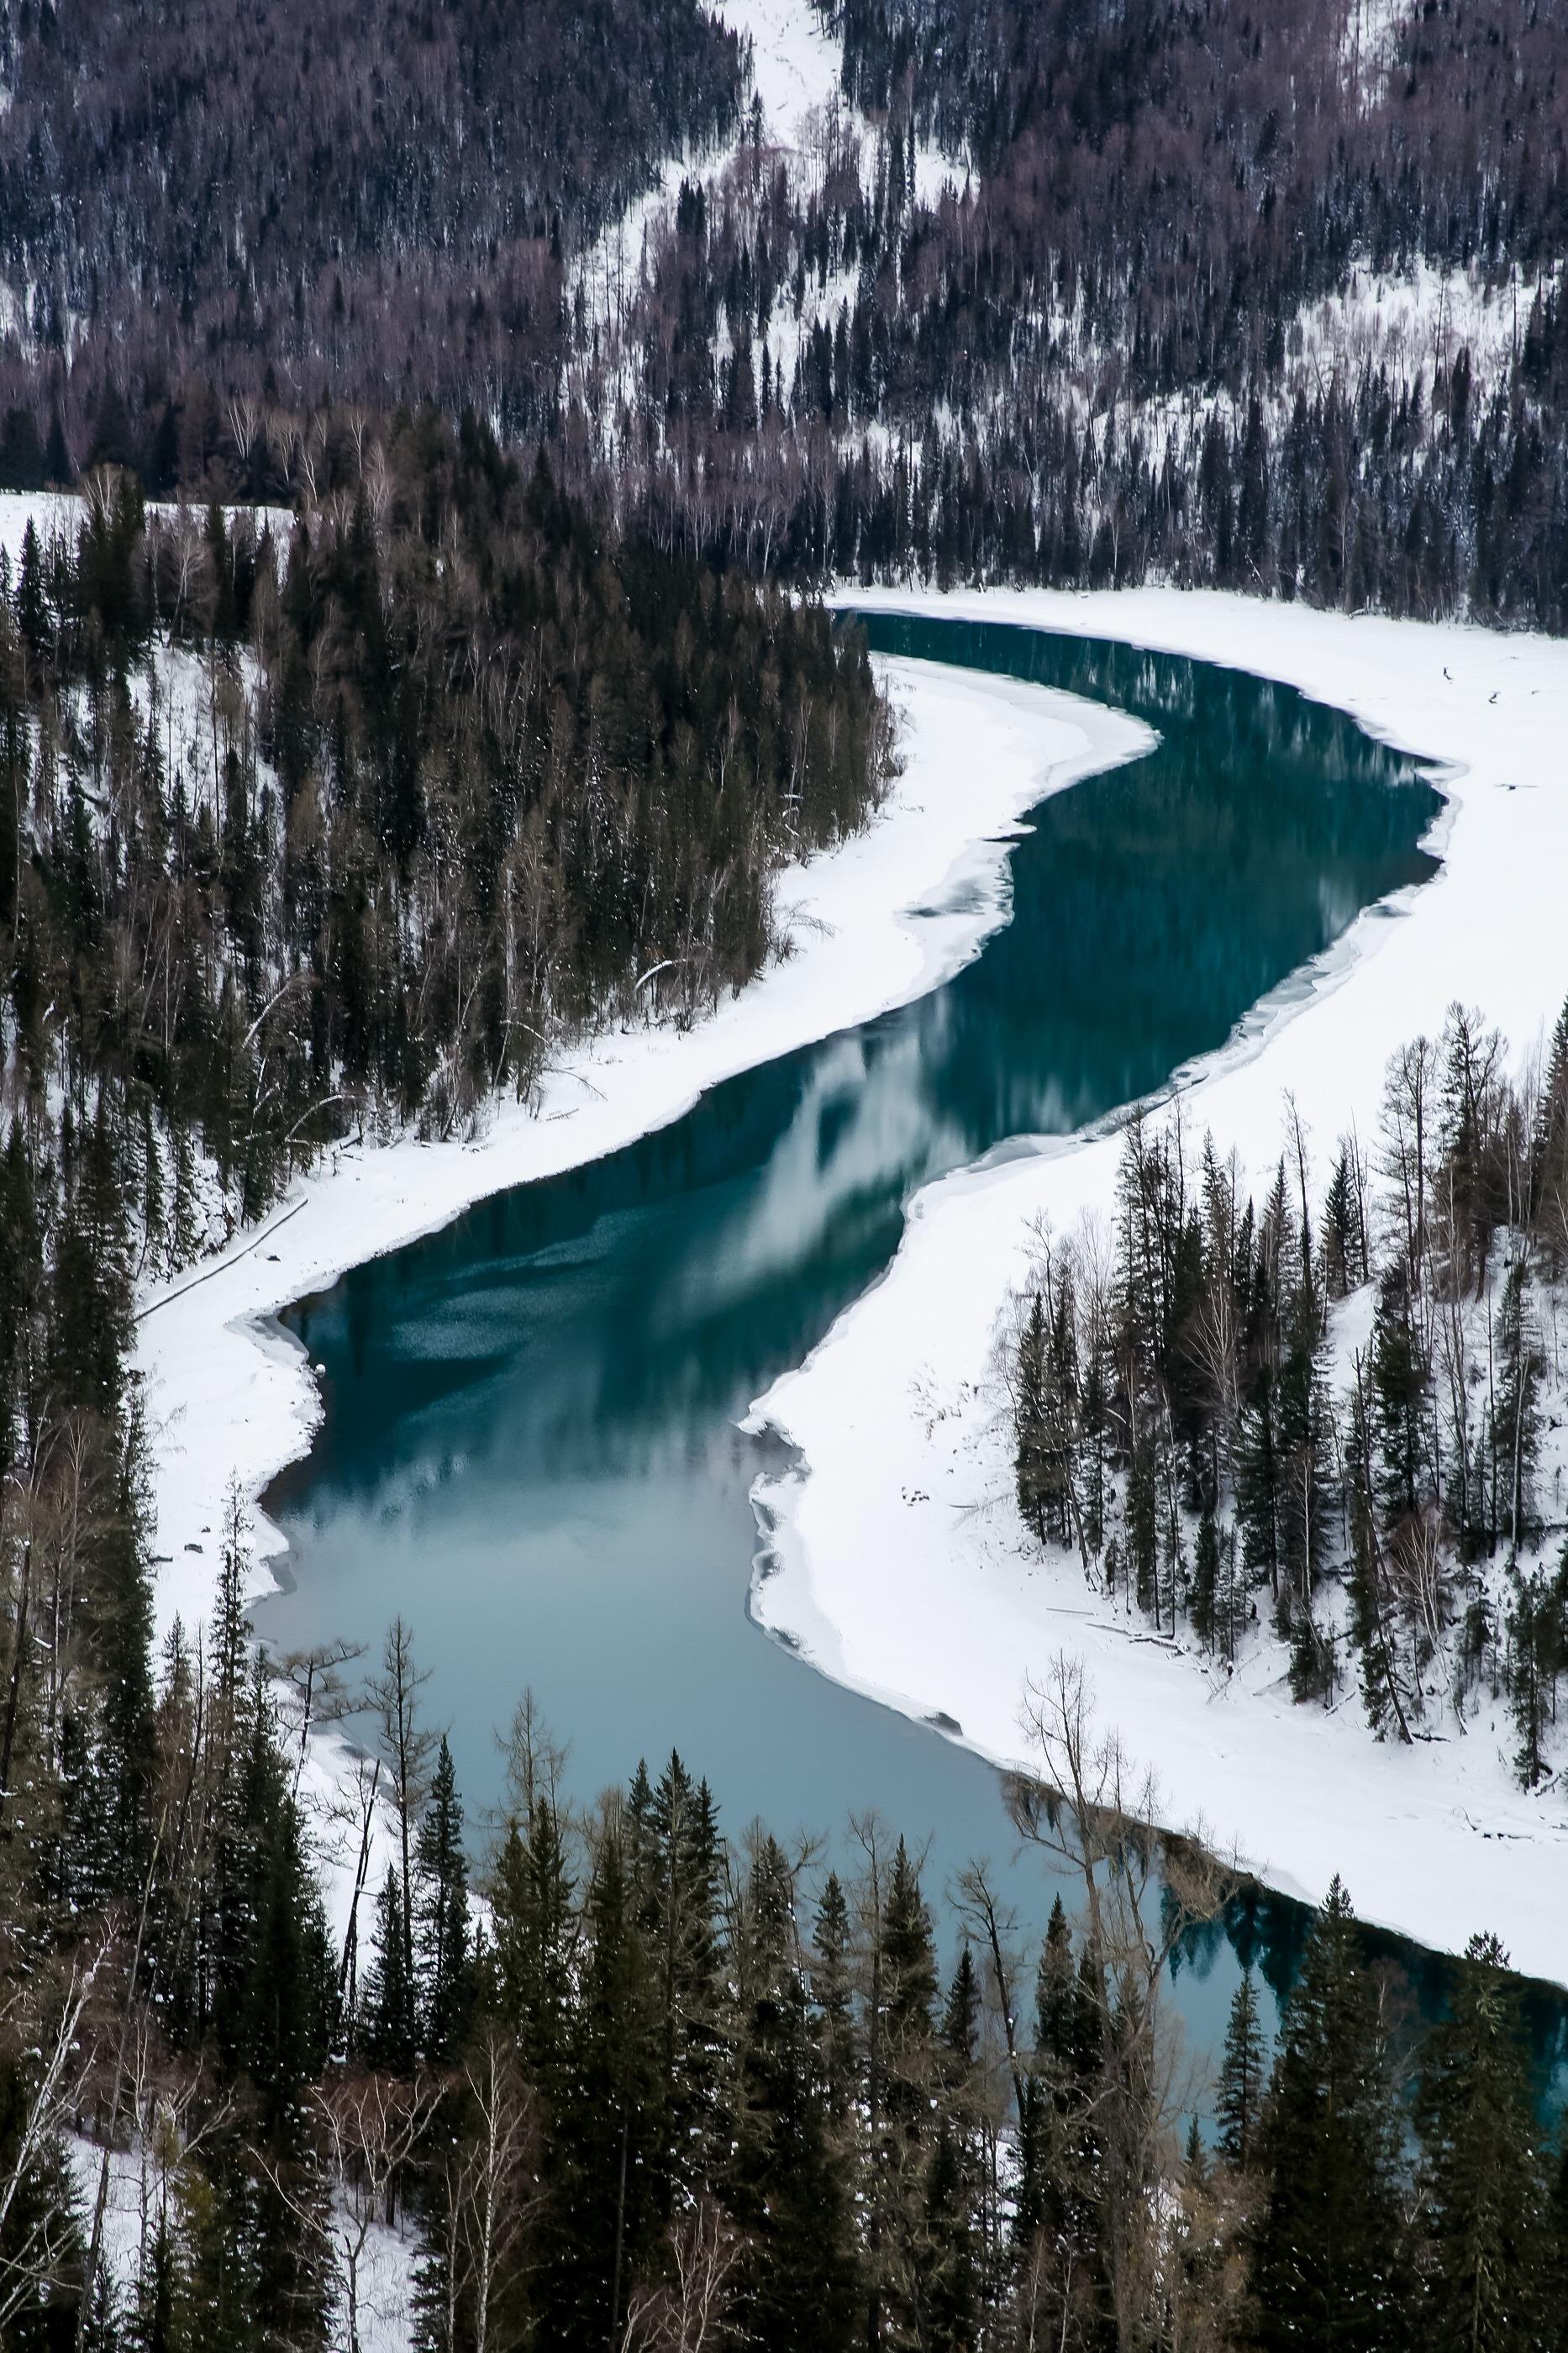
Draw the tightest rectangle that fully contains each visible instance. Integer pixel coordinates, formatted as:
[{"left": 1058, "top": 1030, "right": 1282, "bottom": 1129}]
[
  {"left": 751, "top": 585, "right": 1568, "bottom": 1987},
  {"left": 66, "top": 2131, "right": 420, "bottom": 2351},
  {"left": 723, "top": 0, "right": 845, "bottom": 142}
]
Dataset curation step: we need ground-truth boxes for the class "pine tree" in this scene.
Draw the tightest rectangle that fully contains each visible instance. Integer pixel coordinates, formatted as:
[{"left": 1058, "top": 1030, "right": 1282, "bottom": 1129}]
[
  {"left": 726, "top": 1837, "right": 858, "bottom": 2352},
  {"left": 1192, "top": 1507, "right": 1221, "bottom": 1651},
  {"left": 1236, "top": 1378, "right": 1281, "bottom": 1603},
  {"left": 639, "top": 1750, "right": 727, "bottom": 2207},
  {"left": 1015, "top": 1291, "right": 1050, "bottom": 1539},
  {"left": 363, "top": 1866, "right": 416, "bottom": 2076},
  {"left": 415, "top": 1734, "right": 471, "bottom": 2063},
  {"left": 1530, "top": 994, "right": 1568, "bottom": 1271},
  {"left": 811, "top": 1870, "right": 857, "bottom": 2127},
  {"left": 1251, "top": 1877, "right": 1413, "bottom": 2352},
  {"left": 1216, "top": 1971, "right": 1266, "bottom": 2173},
  {"left": 490, "top": 1798, "right": 574, "bottom": 2086},
  {"left": 176, "top": 2124, "right": 334, "bottom": 2353},
  {"left": 49, "top": 1091, "right": 134, "bottom": 1420},
  {"left": 132, "top": 2210, "right": 183, "bottom": 2353},
  {"left": 1492, "top": 1255, "right": 1542, "bottom": 1554},
  {"left": 1371, "top": 1261, "right": 1429, "bottom": 1527},
  {"left": 368, "top": 1619, "right": 436, "bottom": 2046},
  {"left": 549, "top": 1826, "right": 661, "bottom": 2350},
  {"left": 1321, "top": 1140, "right": 1362, "bottom": 1299},
  {"left": 924, "top": 1948, "right": 982, "bottom": 2349},
  {"left": 1416, "top": 1932, "right": 1551, "bottom": 2353},
  {"left": 85, "top": 1413, "right": 158, "bottom": 1900},
  {"left": 881, "top": 1836, "right": 938, "bottom": 2129},
  {"left": 1347, "top": 1356, "right": 1413, "bottom": 1745},
  {"left": 1507, "top": 1568, "right": 1557, "bottom": 1788}
]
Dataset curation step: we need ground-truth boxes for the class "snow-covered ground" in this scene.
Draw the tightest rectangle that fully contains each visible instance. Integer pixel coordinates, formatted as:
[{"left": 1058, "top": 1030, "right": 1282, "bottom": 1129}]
[
  {"left": 67, "top": 2130, "right": 420, "bottom": 2352},
  {"left": 752, "top": 585, "right": 1568, "bottom": 1987},
  {"left": 723, "top": 0, "right": 845, "bottom": 140}
]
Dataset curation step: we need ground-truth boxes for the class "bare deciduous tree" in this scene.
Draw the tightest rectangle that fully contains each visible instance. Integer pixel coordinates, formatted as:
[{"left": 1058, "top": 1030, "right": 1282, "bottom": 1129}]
[{"left": 1007, "top": 1654, "right": 1233, "bottom": 2353}]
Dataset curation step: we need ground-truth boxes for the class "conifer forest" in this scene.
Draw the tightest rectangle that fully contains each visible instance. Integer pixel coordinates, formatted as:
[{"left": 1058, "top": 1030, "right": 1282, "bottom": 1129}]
[
  {"left": 1009, "top": 997, "right": 1568, "bottom": 1783},
  {"left": 3, "top": 0, "right": 1568, "bottom": 2345}
]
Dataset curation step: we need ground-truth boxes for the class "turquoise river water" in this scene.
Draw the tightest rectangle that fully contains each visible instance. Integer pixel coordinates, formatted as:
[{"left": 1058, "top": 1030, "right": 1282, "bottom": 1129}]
[{"left": 259, "top": 615, "right": 1566, "bottom": 2092}]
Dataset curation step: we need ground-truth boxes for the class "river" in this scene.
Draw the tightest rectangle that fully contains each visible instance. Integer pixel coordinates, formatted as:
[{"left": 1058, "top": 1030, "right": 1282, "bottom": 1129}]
[{"left": 256, "top": 615, "right": 1567, "bottom": 2092}]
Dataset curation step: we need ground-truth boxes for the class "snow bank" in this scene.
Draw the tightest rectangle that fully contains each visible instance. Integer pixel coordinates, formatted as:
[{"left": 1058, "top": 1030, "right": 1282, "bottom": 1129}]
[
  {"left": 752, "top": 586, "right": 1568, "bottom": 1986},
  {"left": 135, "top": 661, "right": 1149, "bottom": 1640}
]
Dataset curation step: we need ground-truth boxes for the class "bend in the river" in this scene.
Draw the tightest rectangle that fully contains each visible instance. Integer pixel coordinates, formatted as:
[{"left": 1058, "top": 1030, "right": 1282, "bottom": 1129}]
[{"left": 257, "top": 616, "right": 1567, "bottom": 2093}]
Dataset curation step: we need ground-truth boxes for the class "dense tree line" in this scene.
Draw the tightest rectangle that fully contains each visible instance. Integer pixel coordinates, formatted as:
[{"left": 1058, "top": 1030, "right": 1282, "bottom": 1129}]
[
  {"left": 1011, "top": 992, "right": 1568, "bottom": 1785},
  {"left": 827, "top": 0, "right": 1568, "bottom": 383},
  {"left": 0, "top": 421, "right": 891, "bottom": 1253},
  {"left": 4, "top": 1418, "right": 1568, "bottom": 2345},
  {"left": 0, "top": 0, "right": 740, "bottom": 435},
  {"left": 5, "top": 0, "right": 1568, "bottom": 630}
]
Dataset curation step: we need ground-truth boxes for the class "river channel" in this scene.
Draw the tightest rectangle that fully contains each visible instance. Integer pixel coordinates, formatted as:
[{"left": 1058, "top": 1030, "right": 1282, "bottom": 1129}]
[{"left": 258, "top": 615, "right": 1565, "bottom": 2087}]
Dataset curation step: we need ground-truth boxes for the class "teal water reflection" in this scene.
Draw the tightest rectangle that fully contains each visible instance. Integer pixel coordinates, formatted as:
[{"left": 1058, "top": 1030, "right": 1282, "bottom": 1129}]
[{"left": 259, "top": 619, "right": 1563, "bottom": 2088}]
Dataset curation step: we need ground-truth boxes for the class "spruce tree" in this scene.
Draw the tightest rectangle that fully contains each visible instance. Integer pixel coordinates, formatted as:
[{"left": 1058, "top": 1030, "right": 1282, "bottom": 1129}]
[
  {"left": 1492, "top": 1256, "right": 1542, "bottom": 1554},
  {"left": 1415, "top": 1932, "right": 1551, "bottom": 2353},
  {"left": 811, "top": 1870, "right": 858, "bottom": 2127},
  {"left": 227, "top": 1671, "right": 334, "bottom": 2123},
  {"left": 924, "top": 1948, "right": 982, "bottom": 2349},
  {"left": 84, "top": 1414, "right": 158, "bottom": 1901},
  {"left": 1371, "top": 1261, "right": 1429, "bottom": 1528},
  {"left": 1321, "top": 1142, "right": 1361, "bottom": 1299},
  {"left": 881, "top": 1836, "right": 938, "bottom": 2129},
  {"left": 639, "top": 1750, "right": 727, "bottom": 2207},
  {"left": 362, "top": 1866, "right": 416, "bottom": 2076},
  {"left": 1251, "top": 1877, "right": 1413, "bottom": 2352},
  {"left": 550, "top": 1826, "right": 661, "bottom": 2350},
  {"left": 726, "top": 1837, "right": 858, "bottom": 2352},
  {"left": 1216, "top": 1970, "right": 1267, "bottom": 2173},
  {"left": 1015, "top": 1291, "right": 1050, "bottom": 1540},
  {"left": 133, "top": 2212, "right": 183, "bottom": 2353},
  {"left": 415, "top": 1734, "right": 471, "bottom": 2063},
  {"left": 490, "top": 1798, "right": 574, "bottom": 2087},
  {"left": 1192, "top": 1507, "right": 1221, "bottom": 1651},
  {"left": 49, "top": 1091, "right": 133, "bottom": 1420}
]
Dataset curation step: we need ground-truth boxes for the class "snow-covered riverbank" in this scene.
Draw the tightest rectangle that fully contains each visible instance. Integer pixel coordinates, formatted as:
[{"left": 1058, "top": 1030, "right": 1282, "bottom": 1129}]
[
  {"left": 753, "top": 587, "right": 1568, "bottom": 1987},
  {"left": 136, "top": 661, "right": 1150, "bottom": 1634}
]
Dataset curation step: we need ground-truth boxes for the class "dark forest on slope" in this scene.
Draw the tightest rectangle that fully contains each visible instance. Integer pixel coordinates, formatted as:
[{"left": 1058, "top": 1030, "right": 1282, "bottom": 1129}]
[
  {"left": 0, "top": 0, "right": 739, "bottom": 426},
  {"left": 1, "top": 0, "right": 1565, "bottom": 624}
]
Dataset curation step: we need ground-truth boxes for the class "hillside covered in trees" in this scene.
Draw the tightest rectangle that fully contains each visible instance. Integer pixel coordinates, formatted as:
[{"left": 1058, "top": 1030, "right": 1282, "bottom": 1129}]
[
  {"left": 0, "top": 0, "right": 741, "bottom": 433},
  {"left": 2, "top": 0, "right": 1566, "bottom": 626},
  {"left": 0, "top": 424, "right": 890, "bottom": 1242}
]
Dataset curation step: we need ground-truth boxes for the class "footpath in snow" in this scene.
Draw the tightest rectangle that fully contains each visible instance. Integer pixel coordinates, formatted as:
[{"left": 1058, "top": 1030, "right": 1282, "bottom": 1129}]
[
  {"left": 136, "top": 662, "right": 1150, "bottom": 1634},
  {"left": 752, "top": 586, "right": 1568, "bottom": 1987}
]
